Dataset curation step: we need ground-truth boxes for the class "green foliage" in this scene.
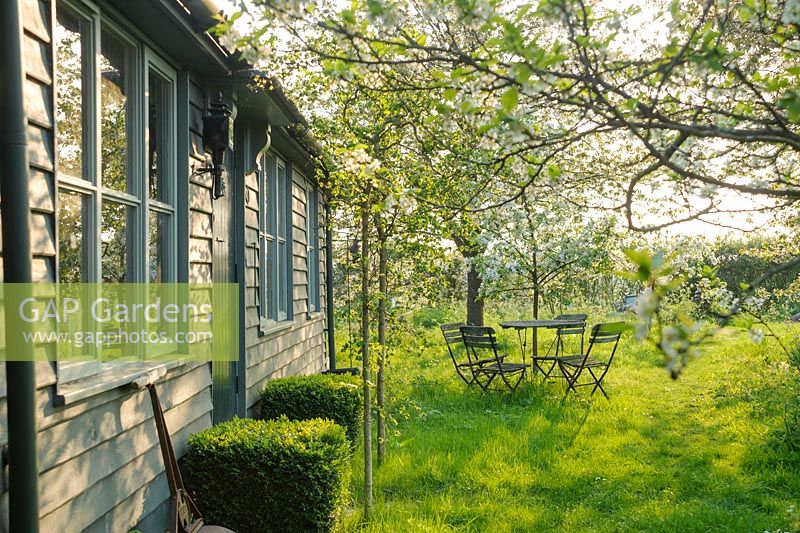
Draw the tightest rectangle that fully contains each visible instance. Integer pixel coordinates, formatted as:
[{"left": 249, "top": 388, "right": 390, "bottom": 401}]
[
  {"left": 184, "top": 417, "right": 350, "bottom": 533},
  {"left": 790, "top": 339, "right": 800, "bottom": 372},
  {"left": 410, "top": 306, "right": 448, "bottom": 329},
  {"left": 259, "top": 374, "right": 363, "bottom": 448},
  {"left": 786, "top": 340, "right": 800, "bottom": 452},
  {"left": 709, "top": 236, "right": 800, "bottom": 319}
]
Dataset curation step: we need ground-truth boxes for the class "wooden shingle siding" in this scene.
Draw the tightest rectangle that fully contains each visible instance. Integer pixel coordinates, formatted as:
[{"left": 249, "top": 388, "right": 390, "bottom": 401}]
[
  {"left": 22, "top": 0, "right": 51, "bottom": 43},
  {"left": 38, "top": 365, "right": 210, "bottom": 518},
  {"left": 25, "top": 79, "right": 53, "bottom": 127},
  {"left": 24, "top": 33, "right": 52, "bottom": 84},
  {"left": 0, "top": 359, "right": 211, "bottom": 531},
  {"left": 22, "top": 2, "right": 55, "bottom": 292},
  {"left": 48, "top": 407, "right": 209, "bottom": 530},
  {"left": 0, "top": 17, "right": 216, "bottom": 526},
  {"left": 188, "top": 81, "right": 213, "bottom": 286},
  {"left": 1, "top": 2, "right": 329, "bottom": 529},
  {"left": 29, "top": 170, "right": 54, "bottom": 212},
  {"left": 244, "top": 143, "right": 328, "bottom": 417},
  {"left": 37, "top": 363, "right": 209, "bottom": 473},
  {"left": 0, "top": 0, "right": 57, "bottom": 412}
]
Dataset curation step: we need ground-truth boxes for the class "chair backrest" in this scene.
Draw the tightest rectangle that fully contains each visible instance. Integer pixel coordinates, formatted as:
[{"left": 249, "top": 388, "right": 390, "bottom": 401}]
[
  {"left": 441, "top": 322, "right": 466, "bottom": 359},
  {"left": 441, "top": 322, "right": 465, "bottom": 349},
  {"left": 554, "top": 313, "right": 587, "bottom": 336},
  {"left": 460, "top": 326, "right": 502, "bottom": 363},
  {"left": 585, "top": 322, "right": 625, "bottom": 364}
]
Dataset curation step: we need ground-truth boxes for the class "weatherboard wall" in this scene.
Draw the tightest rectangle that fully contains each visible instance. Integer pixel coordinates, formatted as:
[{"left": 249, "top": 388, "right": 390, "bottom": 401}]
[
  {"left": 0, "top": 0, "right": 329, "bottom": 530},
  {"left": 242, "top": 126, "right": 329, "bottom": 417},
  {"left": 0, "top": 1, "right": 216, "bottom": 529}
]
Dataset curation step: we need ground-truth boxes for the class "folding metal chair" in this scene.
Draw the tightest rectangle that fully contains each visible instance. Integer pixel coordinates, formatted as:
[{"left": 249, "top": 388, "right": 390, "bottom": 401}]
[
  {"left": 557, "top": 322, "right": 624, "bottom": 399},
  {"left": 460, "top": 326, "right": 527, "bottom": 392},
  {"left": 553, "top": 313, "right": 587, "bottom": 356},
  {"left": 441, "top": 322, "right": 474, "bottom": 386},
  {"left": 536, "top": 314, "right": 588, "bottom": 381}
]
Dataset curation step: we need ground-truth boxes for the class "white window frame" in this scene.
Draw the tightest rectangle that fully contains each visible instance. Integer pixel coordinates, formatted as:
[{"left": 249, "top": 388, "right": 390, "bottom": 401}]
[
  {"left": 258, "top": 153, "right": 293, "bottom": 328},
  {"left": 54, "top": 0, "right": 180, "bottom": 382},
  {"left": 144, "top": 50, "right": 178, "bottom": 285},
  {"left": 306, "top": 181, "right": 320, "bottom": 313}
]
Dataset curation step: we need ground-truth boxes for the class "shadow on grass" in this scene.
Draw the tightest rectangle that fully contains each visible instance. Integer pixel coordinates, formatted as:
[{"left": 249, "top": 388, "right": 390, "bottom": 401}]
[{"left": 361, "top": 369, "right": 798, "bottom": 532}]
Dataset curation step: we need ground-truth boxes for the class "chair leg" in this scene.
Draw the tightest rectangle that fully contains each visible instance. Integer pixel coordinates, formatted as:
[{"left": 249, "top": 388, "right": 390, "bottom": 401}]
[
  {"left": 544, "top": 359, "right": 563, "bottom": 380},
  {"left": 456, "top": 367, "right": 472, "bottom": 386},
  {"left": 590, "top": 381, "right": 609, "bottom": 399},
  {"left": 475, "top": 371, "right": 496, "bottom": 392},
  {"left": 533, "top": 359, "right": 561, "bottom": 381},
  {"left": 499, "top": 369, "right": 526, "bottom": 391},
  {"left": 560, "top": 363, "right": 582, "bottom": 397},
  {"left": 588, "top": 367, "right": 610, "bottom": 399}
]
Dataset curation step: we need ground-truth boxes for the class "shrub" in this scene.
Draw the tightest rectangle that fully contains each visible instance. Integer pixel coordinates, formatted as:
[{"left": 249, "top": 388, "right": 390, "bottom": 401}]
[
  {"left": 259, "top": 374, "right": 362, "bottom": 447},
  {"left": 784, "top": 340, "right": 800, "bottom": 450},
  {"left": 410, "top": 306, "right": 448, "bottom": 329},
  {"left": 183, "top": 417, "right": 350, "bottom": 533}
]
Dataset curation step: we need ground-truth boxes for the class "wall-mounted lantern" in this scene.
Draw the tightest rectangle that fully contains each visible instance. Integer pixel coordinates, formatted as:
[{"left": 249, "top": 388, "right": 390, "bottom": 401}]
[{"left": 201, "top": 94, "right": 237, "bottom": 199}]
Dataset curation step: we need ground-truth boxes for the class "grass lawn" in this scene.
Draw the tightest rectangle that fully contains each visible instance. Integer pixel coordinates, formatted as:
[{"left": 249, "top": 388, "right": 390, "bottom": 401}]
[{"left": 340, "top": 322, "right": 800, "bottom": 532}]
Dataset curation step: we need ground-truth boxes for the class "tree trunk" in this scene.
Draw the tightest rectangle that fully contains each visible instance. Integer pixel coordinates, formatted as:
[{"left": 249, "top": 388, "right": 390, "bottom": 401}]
[
  {"left": 360, "top": 208, "right": 373, "bottom": 516},
  {"left": 452, "top": 232, "right": 485, "bottom": 326},
  {"left": 532, "top": 251, "right": 540, "bottom": 319},
  {"left": 376, "top": 224, "right": 388, "bottom": 465},
  {"left": 532, "top": 253, "right": 539, "bottom": 352},
  {"left": 466, "top": 262, "right": 484, "bottom": 326}
]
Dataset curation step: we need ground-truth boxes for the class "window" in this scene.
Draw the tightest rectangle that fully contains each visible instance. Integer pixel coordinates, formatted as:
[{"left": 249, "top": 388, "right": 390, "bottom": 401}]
[
  {"left": 306, "top": 184, "right": 320, "bottom": 313},
  {"left": 258, "top": 154, "right": 293, "bottom": 327},
  {"left": 55, "top": 2, "right": 179, "bottom": 381},
  {"left": 145, "top": 57, "right": 177, "bottom": 284}
]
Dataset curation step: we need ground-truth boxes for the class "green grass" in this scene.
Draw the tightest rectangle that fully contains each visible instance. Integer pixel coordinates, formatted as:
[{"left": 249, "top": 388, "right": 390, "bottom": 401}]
[{"left": 338, "top": 323, "right": 800, "bottom": 532}]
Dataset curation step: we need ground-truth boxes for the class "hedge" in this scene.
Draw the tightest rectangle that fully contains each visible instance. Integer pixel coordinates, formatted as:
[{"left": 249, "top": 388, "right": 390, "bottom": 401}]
[
  {"left": 259, "top": 374, "right": 362, "bottom": 448},
  {"left": 183, "top": 417, "right": 350, "bottom": 533}
]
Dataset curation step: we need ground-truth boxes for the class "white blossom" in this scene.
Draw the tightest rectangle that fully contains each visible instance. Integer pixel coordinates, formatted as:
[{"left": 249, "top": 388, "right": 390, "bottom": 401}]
[
  {"left": 633, "top": 289, "right": 657, "bottom": 340},
  {"left": 399, "top": 195, "right": 417, "bottom": 213}
]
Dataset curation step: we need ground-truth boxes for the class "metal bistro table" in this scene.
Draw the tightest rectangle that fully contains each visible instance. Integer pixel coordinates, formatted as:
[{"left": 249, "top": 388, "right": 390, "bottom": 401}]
[{"left": 499, "top": 319, "right": 585, "bottom": 377}]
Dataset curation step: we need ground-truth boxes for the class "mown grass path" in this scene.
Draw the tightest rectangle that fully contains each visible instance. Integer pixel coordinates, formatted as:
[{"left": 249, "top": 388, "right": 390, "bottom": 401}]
[{"left": 342, "top": 326, "right": 800, "bottom": 532}]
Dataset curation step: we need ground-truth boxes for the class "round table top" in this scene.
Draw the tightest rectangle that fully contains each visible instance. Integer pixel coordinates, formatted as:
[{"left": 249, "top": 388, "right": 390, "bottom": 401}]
[{"left": 499, "top": 319, "right": 585, "bottom": 329}]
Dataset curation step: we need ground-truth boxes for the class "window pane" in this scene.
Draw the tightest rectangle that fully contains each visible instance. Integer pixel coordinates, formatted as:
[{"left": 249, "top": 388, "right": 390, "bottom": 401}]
[
  {"left": 277, "top": 165, "right": 287, "bottom": 240},
  {"left": 58, "top": 190, "right": 89, "bottom": 283},
  {"left": 307, "top": 187, "right": 319, "bottom": 311},
  {"left": 266, "top": 156, "right": 276, "bottom": 235},
  {"left": 266, "top": 237, "right": 275, "bottom": 320},
  {"left": 278, "top": 240, "right": 287, "bottom": 318},
  {"left": 100, "top": 30, "right": 131, "bottom": 192},
  {"left": 101, "top": 201, "right": 131, "bottom": 282},
  {"left": 55, "top": 8, "right": 87, "bottom": 180},
  {"left": 148, "top": 72, "right": 171, "bottom": 202},
  {"left": 148, "top": 210, "right": 169, "bottom": 282}
]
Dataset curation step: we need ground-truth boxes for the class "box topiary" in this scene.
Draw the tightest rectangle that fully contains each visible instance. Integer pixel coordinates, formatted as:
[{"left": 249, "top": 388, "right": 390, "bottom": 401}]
[
  {"left": 259, "top": 374, "right": 362, "bottom": 448},
  {"left": 183, "top": 417, "right": 350, "bottom": 533}
]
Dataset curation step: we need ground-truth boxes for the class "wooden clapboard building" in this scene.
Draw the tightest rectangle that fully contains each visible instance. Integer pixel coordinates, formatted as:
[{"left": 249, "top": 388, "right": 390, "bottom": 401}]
[{"left": 0, "top": 0, "right": 331, "bottom": 530}]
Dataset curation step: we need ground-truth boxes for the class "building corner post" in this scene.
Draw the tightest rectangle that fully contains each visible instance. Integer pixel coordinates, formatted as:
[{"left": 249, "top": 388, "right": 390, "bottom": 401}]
[{"left": 0, "top": 0, "right": 40, "bottom": 531}]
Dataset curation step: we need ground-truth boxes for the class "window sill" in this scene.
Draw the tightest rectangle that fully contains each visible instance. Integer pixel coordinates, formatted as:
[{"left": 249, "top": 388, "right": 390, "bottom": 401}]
[
  {"left": 259, "top": 320, "right": 294, "bottom": 338},
  {"left": 54, "top": 358, "right": 194, "bottom": 406}
]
